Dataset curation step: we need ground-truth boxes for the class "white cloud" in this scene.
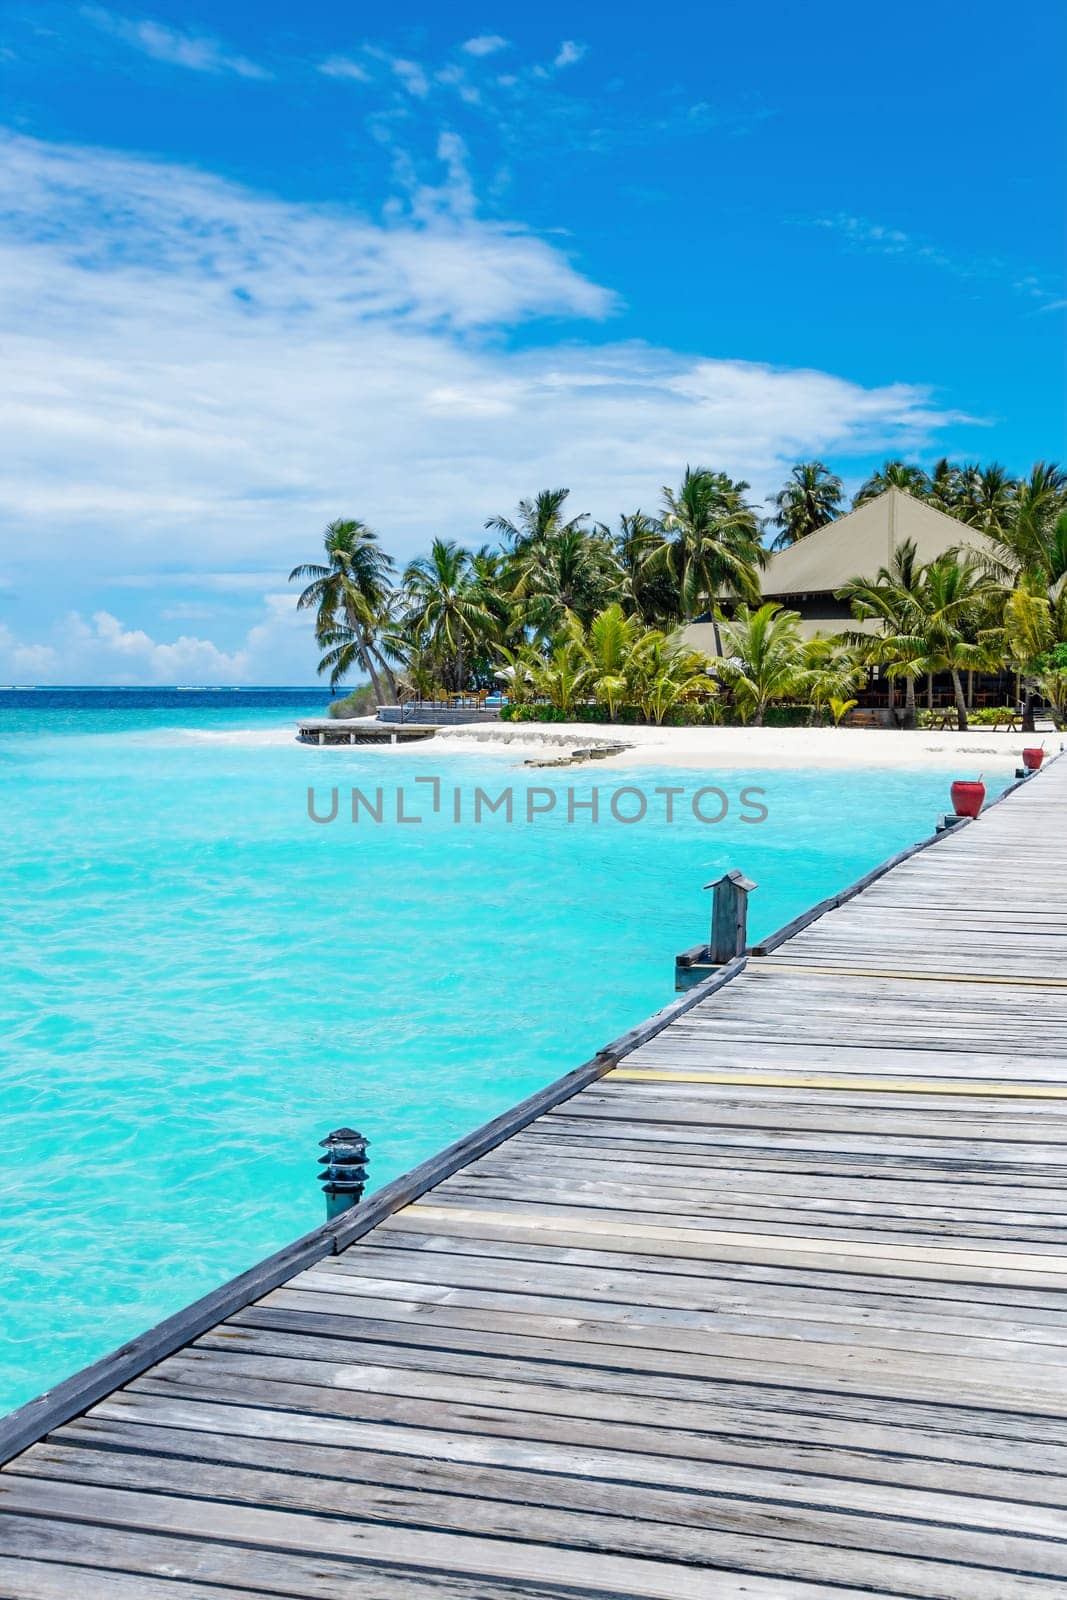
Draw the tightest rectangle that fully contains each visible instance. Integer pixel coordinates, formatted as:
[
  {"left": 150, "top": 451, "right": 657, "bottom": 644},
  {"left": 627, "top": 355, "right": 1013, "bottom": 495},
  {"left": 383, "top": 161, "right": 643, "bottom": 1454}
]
[
  {"left": 0, "top": 624, "right": 58, "bottom": 681},
  {"left": 462, "top": 35, "right": 509, "bottom": 57},
  {"left": 0, "top": 131, "right": 967, "bottom": 681},
  {"left": 813, "top": 214, "right": 1061, "bottom": 310},
  {"left": 82, "top": 6, "right": 270, "bottom": 80},
  {"left": 0, "top": 597, "right": 314, "bottom": 686},
  {"left": 318, "top": 54, "right": 372, "bottom": 83},
  {"left": 554, "top": 40, "right": 586, "bottom": 69},
  {"left": 390, "top": 56, "right": 430, "bottom": 98},
  {"left": 435, "top": 63, "right": 482, "bottom": 106}
]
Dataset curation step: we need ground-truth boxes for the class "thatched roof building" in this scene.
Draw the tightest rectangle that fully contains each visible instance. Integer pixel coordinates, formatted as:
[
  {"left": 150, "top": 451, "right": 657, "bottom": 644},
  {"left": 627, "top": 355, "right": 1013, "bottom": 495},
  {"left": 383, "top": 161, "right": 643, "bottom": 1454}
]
[{"left": 679, "top": 488, "right": 994, "bottom": 655}]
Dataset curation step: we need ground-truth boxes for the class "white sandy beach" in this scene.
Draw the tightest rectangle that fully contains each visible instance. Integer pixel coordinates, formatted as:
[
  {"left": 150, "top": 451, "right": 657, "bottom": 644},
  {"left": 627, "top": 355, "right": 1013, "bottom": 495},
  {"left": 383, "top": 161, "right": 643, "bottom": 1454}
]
[{"left": 424, "top": 721, "right": 1059, "bottom": 773}]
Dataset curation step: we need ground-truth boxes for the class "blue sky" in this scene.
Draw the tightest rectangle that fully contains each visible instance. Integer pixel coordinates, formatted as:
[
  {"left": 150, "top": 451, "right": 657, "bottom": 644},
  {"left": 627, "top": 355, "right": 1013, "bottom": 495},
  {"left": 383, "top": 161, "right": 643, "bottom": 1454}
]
[{"left": 1, "top": 0, "right": 1063, "bottom": 683}]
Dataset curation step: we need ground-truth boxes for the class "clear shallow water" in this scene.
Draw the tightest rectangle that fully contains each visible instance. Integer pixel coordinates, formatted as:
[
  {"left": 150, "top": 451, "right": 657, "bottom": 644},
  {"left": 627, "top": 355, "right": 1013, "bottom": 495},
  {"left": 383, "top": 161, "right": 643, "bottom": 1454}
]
[{"left": 0, "top": 690, "right": 1000, "bottom": 1414}]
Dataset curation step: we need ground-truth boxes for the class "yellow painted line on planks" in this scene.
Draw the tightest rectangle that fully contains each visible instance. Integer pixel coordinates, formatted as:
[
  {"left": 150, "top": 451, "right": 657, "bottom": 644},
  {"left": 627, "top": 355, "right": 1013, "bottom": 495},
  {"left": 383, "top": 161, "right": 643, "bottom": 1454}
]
[
  {"left": 403, "top": 1204, "right": 1067, "bottom": 1275},
  {"left": 606, "top": 1069, "right": 1067, "bottom": 1097},
  {"left": 754, "top": 962, "right": 1067, "bottom": 988}
]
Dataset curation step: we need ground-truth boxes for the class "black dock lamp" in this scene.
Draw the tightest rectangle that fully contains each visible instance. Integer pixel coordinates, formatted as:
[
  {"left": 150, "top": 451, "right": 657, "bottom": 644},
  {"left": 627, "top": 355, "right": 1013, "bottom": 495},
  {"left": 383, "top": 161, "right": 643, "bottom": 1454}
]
[{"left": 319, "top": 1127, "right": 370, "bottom": 1220}]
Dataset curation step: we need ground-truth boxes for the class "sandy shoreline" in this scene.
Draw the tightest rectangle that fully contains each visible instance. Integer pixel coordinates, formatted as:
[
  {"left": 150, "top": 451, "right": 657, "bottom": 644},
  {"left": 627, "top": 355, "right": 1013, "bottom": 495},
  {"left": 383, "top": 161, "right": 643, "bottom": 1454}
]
[{"left": 421, "top": 721, "right": 1058, "bottom": 773}]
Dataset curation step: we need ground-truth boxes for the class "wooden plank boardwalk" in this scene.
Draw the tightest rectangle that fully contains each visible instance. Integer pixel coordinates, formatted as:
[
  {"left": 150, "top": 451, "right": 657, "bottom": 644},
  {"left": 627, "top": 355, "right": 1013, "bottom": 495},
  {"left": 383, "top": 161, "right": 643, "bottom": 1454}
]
[{"left": 2, "top": 755, "right": 1066, "bottom": 1597}]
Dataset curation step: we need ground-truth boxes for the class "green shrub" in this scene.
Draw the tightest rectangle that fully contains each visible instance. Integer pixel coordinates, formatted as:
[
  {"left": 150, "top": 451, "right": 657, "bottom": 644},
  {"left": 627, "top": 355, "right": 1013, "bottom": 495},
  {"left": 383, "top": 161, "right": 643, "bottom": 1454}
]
[
  {"left": 761, "top": 704, "right": 817, "bottom": 727},
  {"left": 329, "top": 684, "right": 376, "bottom": 718},
  {"left": 505, "top": 701, "right": 816, "bottom": 727},
  {"left": 969, "top": 706, "right": 1018, "bottom": 725}
]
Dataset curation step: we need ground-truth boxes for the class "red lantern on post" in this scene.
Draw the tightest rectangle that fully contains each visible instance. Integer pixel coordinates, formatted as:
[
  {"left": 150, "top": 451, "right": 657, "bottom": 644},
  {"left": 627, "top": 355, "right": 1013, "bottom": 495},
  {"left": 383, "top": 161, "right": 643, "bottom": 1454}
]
[{"left": 1022, "top": 747, "right": 1044, "bottom": 771}]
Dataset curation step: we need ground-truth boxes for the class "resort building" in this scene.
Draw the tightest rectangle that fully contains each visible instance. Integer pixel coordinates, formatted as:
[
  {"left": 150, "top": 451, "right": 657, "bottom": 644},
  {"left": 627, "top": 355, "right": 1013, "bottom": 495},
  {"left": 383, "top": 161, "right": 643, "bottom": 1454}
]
[
  {"left": 681, "top": 488, "right": 992, "bottom": 650},
  {"left": 679, "top": 487, "right": 1014, "bottom": 714}
]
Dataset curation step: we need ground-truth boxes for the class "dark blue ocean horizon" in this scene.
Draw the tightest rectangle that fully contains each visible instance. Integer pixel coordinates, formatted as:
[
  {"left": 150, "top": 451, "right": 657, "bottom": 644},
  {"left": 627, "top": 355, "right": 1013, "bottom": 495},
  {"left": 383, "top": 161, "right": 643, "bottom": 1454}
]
[{"left": 0, "top": 684, "right": 336, "bottom": 736}]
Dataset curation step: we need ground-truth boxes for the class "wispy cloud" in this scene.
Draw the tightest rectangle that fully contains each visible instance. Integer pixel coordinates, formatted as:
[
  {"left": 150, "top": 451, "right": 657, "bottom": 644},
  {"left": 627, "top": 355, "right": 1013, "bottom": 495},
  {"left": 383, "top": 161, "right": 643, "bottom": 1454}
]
[
  {"left": 0, "top": 132, "right": 964, "bottom": 681},
  {"left": 1013, "top": 276, "right": 1066, "bottom": 314},
  {"left": 462, "top": 35, "right": 509, "bottom": 57},
  {"left": 812, "top": 213, "right": 1063, "bottom": 312},
  {"left": 813, "top": 214, "right": 951, "bottom": 269},
  {"left": 390, "top": 56, "right": 430, "bottom": 98},
  {"left": 302, "top": 30, "right": 766, "bottom": 179},
  {"left": 317, "top": 54, "right": 371, "bottom": 83},
  {"left": 81, "top": 6, "right": 270, "bottom": 80},
  {"left": 553, "top": 40, "right": 586, "bottom": 69}
]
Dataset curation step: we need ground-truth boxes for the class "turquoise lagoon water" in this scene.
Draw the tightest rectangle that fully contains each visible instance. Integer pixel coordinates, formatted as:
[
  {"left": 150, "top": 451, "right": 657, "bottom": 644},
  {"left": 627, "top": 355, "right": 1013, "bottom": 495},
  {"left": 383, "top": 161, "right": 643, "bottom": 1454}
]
[{"left": 0, "top": 689, "right": 1005, "bottom": 1415}]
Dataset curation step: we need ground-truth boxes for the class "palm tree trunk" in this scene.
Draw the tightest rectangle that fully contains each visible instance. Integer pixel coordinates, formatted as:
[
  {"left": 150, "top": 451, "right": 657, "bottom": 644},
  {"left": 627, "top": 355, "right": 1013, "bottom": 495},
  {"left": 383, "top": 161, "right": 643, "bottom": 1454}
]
[
  {"left": 951, "top": 669, "right": 969, "bottom": 732},
  {"left": 372, "top": 646, "right": 399, "bottom": 705},
  {"left": 358, "top": 633, "right": 386, "bottom": 705},
  {"left": 903, "top": 674, "right": 917, "bottom": 730},
  {"left": 1022, "top": 682, "right": 1036, "bottom": 734},
  {"left": 345, "top": 604, "right": 387, "bottom": 706}
]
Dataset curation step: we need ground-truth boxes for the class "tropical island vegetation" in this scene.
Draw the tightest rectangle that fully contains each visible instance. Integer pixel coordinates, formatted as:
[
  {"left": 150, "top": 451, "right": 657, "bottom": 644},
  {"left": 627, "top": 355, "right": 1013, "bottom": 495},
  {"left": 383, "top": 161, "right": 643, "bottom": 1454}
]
[{"left": 290, "top": 458, "right": 1067, "bottom": 731}]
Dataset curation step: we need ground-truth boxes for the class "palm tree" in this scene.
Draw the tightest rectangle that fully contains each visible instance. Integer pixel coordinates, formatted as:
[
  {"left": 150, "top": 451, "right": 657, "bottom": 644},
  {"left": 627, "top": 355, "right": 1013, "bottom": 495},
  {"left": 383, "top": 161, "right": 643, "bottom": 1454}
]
[
  {"left": 953, "top": 462, "right": 1016, "bottom": 536},
  {"left": 988, "top": 515, "right": 1067, "bottom": 729},
  {"left": 926, "top": 458, "right": 964, "bottom": 514},
  {"left": 644, "top": 468, "right": 764, "bottom": 637},
  {"left": 991, "top": 463, "right": 1067, "bottom": 575},
  {"left": 493, "top": 640, "right": 543, "bottom": 706},
  {"left": 980, "top": 465, "right": 1067, "bottom": 728},
  {"left": 852, "top": 461, "right": 930, "bottom": 507},
  {"left": 611, "top": 511, "right": 679, "bottom": 626},
  {"left": 905, "top": 555, "right": 998, "bottom": 730},
  {"left": 628, "top": 634, "right": 712, "bottom": 726},
  {"left": 290, "top": 519, "right": 397, "bottom": 704},
  {"left": 529, "top": 626, "right": 591, "bottom": 716},
  {"left": 468, "top": 545, "right": 517, "bottom": 651},
  {"left": 1035, "top": 642, "right": 1067, "bottom": 728},
  {"left": 838, "top": 538, "right": 927, "bottom": 727},
  {"left": 401, "top": 540, "right": 495, "bottom": 692},
  {"left": 508, "top": 525, "right": 624, "bottom": 638},
  {"left": 802, "top": 636, "right": 865, "bottom": 725},
  {"left": 485, "top": 488, "right": 588, "bottom": 550},
  {"left": 716, "top": 603, "right": 811, "bottom": 725},
  {"left": 766, "top": 462, "right": 843, "bottom": 549},
  {"left": 580, "top": 603, "right": 642, "bottom": 721}
]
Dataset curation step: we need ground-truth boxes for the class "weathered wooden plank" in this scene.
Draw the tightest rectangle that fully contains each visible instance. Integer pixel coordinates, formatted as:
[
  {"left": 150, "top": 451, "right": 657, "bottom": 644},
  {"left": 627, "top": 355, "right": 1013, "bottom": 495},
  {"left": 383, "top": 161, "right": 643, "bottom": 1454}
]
[
  {"left": 436, "top": 1175, "right": 1067, "bottom": 1244},
  {"left": 395, "top": 1202, "right": 1067, "bottom": 1284},
  {"left": 13, "top": 1441, "right": 1067, "bottom": 1578},
  {"left": 0, "top": 1555, "right": 258, "bottom": 1600},
  {"left": 197, "top": 1314, "right": 1067, "bottom": 1399},
  {"left": 262, "top": 1258, "right": 1067, "bottom": 1350},
  {"left": 150, "top": 1323, "right": 1067, "bottom": 1421},
  {"left": 44, "top": 1416, "right": 1067, "bottom": 1533},
  {"left": 131, "top": 1353, "right": 1067, "bottom": 1457},
  {"left": 364, "top": 1209, "right": 1067, "bottom": 1299},
  {"left": 0, "top": 1514, "right": 615, "bottom": 1599},
  {"left": 84, "top": 1387, "right": 1067, "bottom": 1500},
  {"left": 2, "top": 1476, "right": 1063, "bottom": 1600}
]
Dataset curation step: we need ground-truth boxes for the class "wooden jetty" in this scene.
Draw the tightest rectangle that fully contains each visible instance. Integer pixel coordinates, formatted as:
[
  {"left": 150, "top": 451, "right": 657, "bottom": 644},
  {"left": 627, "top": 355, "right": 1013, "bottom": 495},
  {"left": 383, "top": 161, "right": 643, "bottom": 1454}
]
[
  {"left": 296, "top": 720, "right": 437, "bottom": 745},
  {"left": 2, "top": 756, "right": 1067, "bottom": 1597}
]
